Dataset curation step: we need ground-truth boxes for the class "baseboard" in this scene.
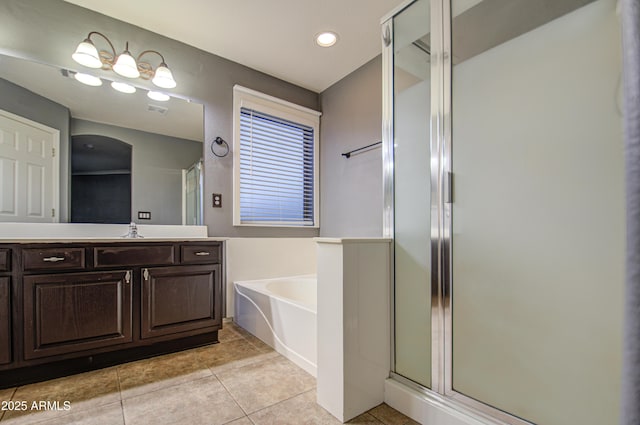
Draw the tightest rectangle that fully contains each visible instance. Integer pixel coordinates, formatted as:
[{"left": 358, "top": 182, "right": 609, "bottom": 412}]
[{"left": 384, "top": 379, "right": 496, "bottom": 425}]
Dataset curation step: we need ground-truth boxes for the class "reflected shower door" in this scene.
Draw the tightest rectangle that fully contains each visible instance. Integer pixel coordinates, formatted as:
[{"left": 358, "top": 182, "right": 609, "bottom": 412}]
[
  {"left": 450, "top": 0, "right": 624, "bottom": 423},
  {"left": 184, "top": 159, "right": 203, "bottom": 225},
  {"left": 392, "top": 0, "right": 432, "bottom": 388}
]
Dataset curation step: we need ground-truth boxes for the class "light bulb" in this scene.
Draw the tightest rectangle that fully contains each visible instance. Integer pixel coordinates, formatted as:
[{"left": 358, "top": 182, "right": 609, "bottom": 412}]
[
  {"left": 152, "top": 63, "right": 176, "bottom": 89},
  {"left": 111, "top": 81, "right": 136, "bottom": 93},
  {"left": 147, "top": 91, "right": 170, "bottom": 101},
  {"left": 315, "top": 32, "right": 338, "bottom": 47},
  {"left": 113, "top": 50, "right": 140, "bottom": 78},
  {"left": 74, "top": 73, "right": 102, "bottom": 86},
  {"left": 72, "top": 39, "right": 102, "bottom": 68}
]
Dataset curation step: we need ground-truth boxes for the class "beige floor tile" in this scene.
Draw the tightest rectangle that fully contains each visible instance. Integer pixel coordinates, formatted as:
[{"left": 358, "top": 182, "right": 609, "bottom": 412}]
[
  {"left": 197, "top": 338, "right": 278, "bottom": 374},
  {"left": 117, "top": 347, "right": 212, "bottom": 399},
  {"left": 233, "top": 325, "right": 275, "bottom": 353},
  {"left": 0, "top": 387, "right": 16, "bottom": 400},
  {"left": 218, "top": 356, "right": 316, "bottom": 414},
  {"left": 0, "top": 388, "right": 16, "bottom": 421},
  {"left": 231, "top": 322, "right": 258, "bottom": 338},
  {"left": 224, "top": 417, "right": 253, "bottom": 425},
  {"left": 27, "top": 402, "right": 124, "bottom": 425},
  {"left": 218, "top": 321, "right": 245, "bottom": 343},
  {"left": 243, "top": 334, "right": 275, "bottom": 353},
  {"left": 249, "top": 390, "right": 340, "bottom": 425},
  {"left": 347, "top": 412, "right": 385, "bottom": 424},
  {"left": 367, "top": 404, "right": 420, "bottom": 425},
  {"left": 122, "top": 376, "right": 244, "bottom": 425},
  {"left": 1, "top": 368, "right": 120, "bottom": 424}
]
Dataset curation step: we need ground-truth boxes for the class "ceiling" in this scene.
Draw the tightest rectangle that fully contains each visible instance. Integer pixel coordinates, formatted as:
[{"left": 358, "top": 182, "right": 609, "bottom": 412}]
[{"left": 63, "top": 0, "right": 408, "bottom": 93}]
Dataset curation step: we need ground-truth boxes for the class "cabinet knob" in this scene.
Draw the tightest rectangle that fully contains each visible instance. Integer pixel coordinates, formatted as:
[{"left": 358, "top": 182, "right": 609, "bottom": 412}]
[
  {"left": 43, "top": 256, "right": 65, "bottom": 262},
  {"left": 125, "top": 271, "right": 131, "bottom": 284},
  {"left": 143, "top": 268, "right": 150, "bottom": 281}
]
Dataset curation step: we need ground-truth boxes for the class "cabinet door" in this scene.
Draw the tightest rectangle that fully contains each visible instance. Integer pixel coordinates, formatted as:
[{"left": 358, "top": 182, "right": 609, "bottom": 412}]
[
  {"left": 141, "top": 264, "right": 221, "bottom": 339},
  {"left": 0, "top": 277, "right": 10, "bottom": 365},
  {"left": 23, "top": 270, "right": 133, "bottom": 360}
]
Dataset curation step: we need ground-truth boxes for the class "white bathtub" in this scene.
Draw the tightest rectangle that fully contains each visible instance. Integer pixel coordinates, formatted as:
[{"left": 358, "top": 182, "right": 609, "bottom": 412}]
[{"left": 234, "top": 275, "right": 317, "bottom": 376}]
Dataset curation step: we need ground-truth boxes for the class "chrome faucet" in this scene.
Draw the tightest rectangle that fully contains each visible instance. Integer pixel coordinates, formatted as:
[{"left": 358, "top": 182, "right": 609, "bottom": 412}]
[{"left": 122, "top": 222, "right": 144, "bottom": 238}]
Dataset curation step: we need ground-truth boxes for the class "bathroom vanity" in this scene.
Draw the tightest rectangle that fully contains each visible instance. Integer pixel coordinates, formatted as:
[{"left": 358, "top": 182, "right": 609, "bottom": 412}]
[{"left": 0, "top": 238, "right": 223, "bottom": 387}]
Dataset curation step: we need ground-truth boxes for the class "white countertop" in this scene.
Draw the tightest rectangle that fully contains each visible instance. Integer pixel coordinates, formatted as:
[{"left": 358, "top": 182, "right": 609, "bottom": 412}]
[
  {"left": 0, "top": 237, "right": 227, "bottom": 244},
  {"left": 0, "top": 222, "right": 224, "bottom": 242}
]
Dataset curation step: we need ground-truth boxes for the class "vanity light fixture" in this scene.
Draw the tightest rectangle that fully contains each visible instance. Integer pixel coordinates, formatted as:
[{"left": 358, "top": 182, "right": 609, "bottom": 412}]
[
  {"left": 72, "top": 31, "right": 177, "bottom": 89},
  {"left": 111, "top": 81, "right": 136, "bottom": 94},
  {"left": 315, "top": 31, "right": 339, "bottom": 47},
  {"left": 147, "top": 91, "right": 170, "bottom": 101}
]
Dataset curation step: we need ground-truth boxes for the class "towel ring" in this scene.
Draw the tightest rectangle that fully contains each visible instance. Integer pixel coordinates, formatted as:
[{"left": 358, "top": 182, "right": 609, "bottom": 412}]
[{"left": 210, "top": 136, "right": 229, "bottom": 157}]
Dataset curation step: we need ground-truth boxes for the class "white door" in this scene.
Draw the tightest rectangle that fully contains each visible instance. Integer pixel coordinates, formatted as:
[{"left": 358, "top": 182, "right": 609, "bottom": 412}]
[{"left": 0, "top": 109, "right": 59, "bottom": 222}]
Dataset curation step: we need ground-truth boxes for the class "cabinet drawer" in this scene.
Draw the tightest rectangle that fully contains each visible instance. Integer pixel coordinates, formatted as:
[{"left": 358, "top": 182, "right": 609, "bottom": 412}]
[
  {"left": 94, "top": 245, "right": 175, "bottom": 267},
  {"left": 0, "top": 249, "right": 9, "bottom": 271},
  {"left": 23, "top": 248, "right": 85, "bottom": 271},
  {"left": 181, "top": 244, "right": 220, "bottom": 264}
]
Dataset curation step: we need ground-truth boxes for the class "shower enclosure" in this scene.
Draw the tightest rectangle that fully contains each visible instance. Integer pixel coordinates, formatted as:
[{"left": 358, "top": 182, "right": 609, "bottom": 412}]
[{"left": 383, "top": 0, "right": 624, "bottom": 424}]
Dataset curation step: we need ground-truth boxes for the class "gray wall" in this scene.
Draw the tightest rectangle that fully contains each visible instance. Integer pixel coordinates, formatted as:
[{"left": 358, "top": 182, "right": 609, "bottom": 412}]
[
  {"left": 71, "top": 119, "right": 202, "bottom": 225},
  {"left": 0, "top": 77, "right": 71, "bottom": 221},
  {"left": 319, "top": 56, "right": 383, "bottom": 237},
  {"left": 0, "top": 0, "right": 319, "bottom": 237}
]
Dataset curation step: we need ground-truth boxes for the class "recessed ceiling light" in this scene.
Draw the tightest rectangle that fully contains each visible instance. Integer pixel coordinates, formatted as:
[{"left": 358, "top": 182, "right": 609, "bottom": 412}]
[
  {"left": 315, "top": 31, "right": 338, "bottom": 47},
  {"left": 74, "top": 72, "right": 102, "bottom": 86},
  {"left": 111, "top": 81, "right": 136, "bottom": 94},
  {"left": 147, "top": 91, "right": 170, "bottom": 102}
]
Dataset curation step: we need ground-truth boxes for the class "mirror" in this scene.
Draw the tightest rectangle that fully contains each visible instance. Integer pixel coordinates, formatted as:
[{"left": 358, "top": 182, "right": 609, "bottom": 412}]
[{"left": 0, "top": 53, "right": 204, "bottom": 225}]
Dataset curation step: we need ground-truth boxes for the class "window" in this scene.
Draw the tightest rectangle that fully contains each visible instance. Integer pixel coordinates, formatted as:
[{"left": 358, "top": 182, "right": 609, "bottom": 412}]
[{"left": 233, "top": 85, "right": 320, "bottom": 227}]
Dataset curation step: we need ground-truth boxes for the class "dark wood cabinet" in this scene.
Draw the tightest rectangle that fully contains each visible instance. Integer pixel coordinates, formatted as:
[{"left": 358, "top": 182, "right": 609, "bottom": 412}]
[
  {"left": 0, "top": 277, "right": 10, "bottom": 365},
  {"left": 141, "top": 264, "right": 221, "bottom": 339},
  {"left": 23, "top": 270, "right": 133, "bottom": 360},
  {"left": 0, "top": 240, "right": 222, "bottom": 387}
]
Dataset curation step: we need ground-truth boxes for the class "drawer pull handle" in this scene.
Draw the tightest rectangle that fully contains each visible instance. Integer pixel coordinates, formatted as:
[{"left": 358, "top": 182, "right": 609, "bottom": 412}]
[
  {"left": 43, "top": 256, "right": 65, "bottom": 262},
  {"left": 143, "top": 268, "right": 150, "bottom": 281},
  {"left": 195, "top": 251, "right": 211, "bottom": 256}
]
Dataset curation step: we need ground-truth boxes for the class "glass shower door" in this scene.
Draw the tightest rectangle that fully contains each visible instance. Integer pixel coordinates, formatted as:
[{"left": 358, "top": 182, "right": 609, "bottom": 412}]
[
  {"left": 449, "top": 0, "right": 624, "bottom": 423},
  {"left": 184, "top": 159, "right": 203, "bottom": 225},
  {"left": 390, "top": 0, "right": 432, "bottom": 388}
]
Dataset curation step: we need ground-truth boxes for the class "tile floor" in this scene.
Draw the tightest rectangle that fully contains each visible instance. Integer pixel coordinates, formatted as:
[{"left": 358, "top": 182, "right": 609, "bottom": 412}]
[{"left": 0, "top": 320, "right": 419, "bottom": 425}]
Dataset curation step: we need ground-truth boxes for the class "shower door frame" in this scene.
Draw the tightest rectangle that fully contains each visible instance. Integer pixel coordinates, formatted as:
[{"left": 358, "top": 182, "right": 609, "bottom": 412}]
[{"left": 382, "top": 1, "right": 533, "bottom": 424}]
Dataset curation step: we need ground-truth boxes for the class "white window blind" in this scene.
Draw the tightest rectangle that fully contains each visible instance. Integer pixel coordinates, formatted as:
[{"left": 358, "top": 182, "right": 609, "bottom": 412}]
[{"left": 239, "top": 107, "right": 315, "bottom": 225}]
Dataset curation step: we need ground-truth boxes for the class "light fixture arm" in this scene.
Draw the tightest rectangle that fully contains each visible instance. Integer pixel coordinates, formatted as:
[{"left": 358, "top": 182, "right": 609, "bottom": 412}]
[
  {"left": 85, "top": 31, "right": 117, "bottom": 60},
  {"left": 136, "top": 50, "right": 176, "bottom": 88},
  {"left": 137, "top": 49, "right": 167, "bottom": 66},
  {"left": 136, "top": 50, "right": 168, "bottom": 80}
]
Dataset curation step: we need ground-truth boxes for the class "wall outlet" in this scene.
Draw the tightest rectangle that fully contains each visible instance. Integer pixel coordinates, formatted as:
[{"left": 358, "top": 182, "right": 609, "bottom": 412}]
[
  {"left": 212, "top": 193, "right": 222, "bottom": 208},
  {"left": 138, "top": 211, "right": 151, "bottom": 220}
]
